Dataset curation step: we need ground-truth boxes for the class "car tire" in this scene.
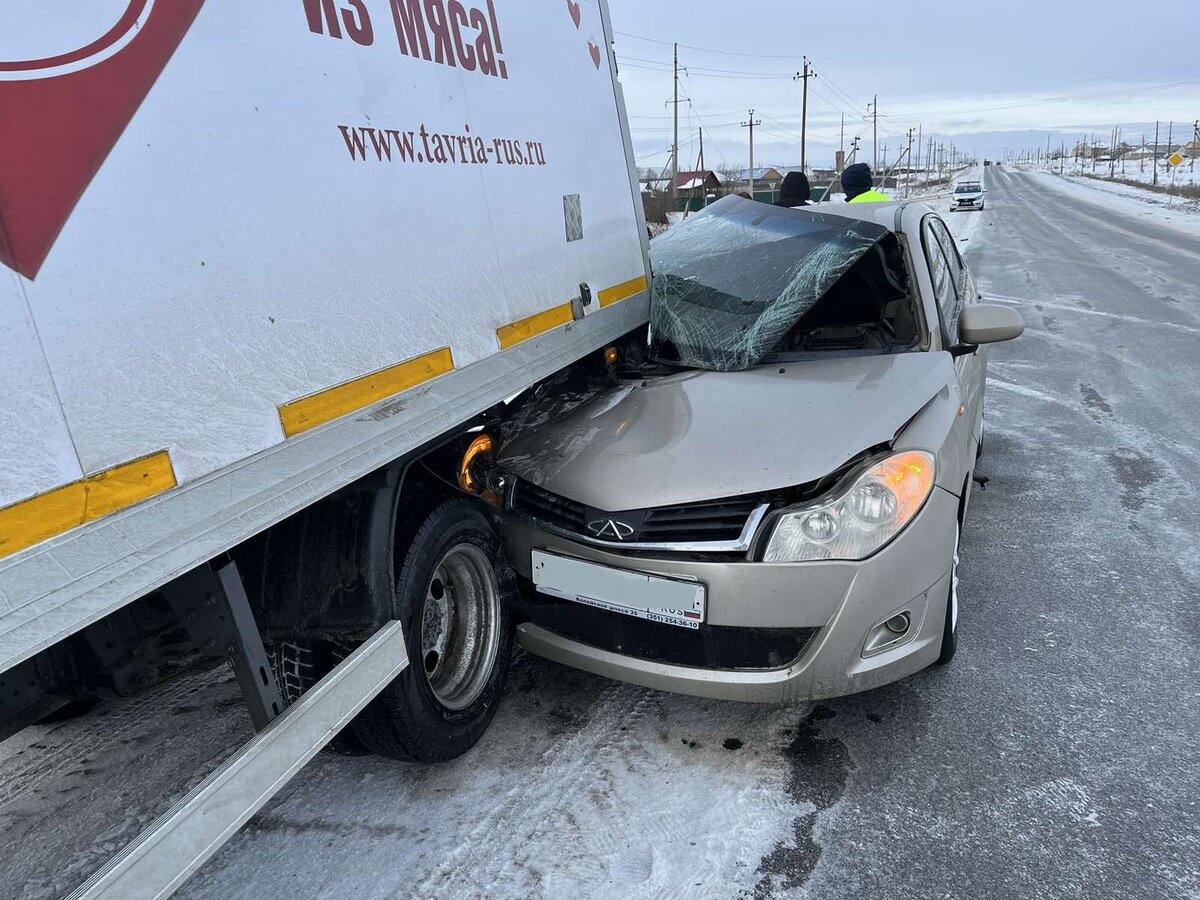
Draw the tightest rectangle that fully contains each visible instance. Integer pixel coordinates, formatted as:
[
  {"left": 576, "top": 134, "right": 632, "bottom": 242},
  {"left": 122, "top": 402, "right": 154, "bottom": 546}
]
[
  {"left": 936, "top": 522, "right": 960, "bottom": 665},
  {"left": 350, "top": 499, "right": 514, "bottom": 762}
]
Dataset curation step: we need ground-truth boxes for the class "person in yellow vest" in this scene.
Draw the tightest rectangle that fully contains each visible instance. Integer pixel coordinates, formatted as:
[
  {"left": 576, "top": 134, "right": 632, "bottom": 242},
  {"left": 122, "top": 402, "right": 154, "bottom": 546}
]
[{"left": 842, "top": 162, "right": 891, "bottom": 203}]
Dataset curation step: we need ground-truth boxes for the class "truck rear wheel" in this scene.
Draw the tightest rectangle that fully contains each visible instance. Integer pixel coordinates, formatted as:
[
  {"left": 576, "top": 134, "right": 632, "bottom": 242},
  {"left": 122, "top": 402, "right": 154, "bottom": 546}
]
[
  {"left": 268, "top": 640, "right": 367, "bottom": 754},
  {"left": 351, "top": 499, "right": 514, "bottom": 762}
]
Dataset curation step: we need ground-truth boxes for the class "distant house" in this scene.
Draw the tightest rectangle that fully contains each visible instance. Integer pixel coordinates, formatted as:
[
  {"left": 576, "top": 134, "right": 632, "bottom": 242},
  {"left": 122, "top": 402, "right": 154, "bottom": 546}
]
[
  {"left": 1184, "top": 141, "right": 1200, "bottom": 159},
  {"left": 1123, "top": 149, "right": 1154, "bottom": 162},
  {"left": 671, "top": 170, "right": 721, "bottom": 192},
  {"left": 738, "top": 166, "right": 783, "bottom": 187}
]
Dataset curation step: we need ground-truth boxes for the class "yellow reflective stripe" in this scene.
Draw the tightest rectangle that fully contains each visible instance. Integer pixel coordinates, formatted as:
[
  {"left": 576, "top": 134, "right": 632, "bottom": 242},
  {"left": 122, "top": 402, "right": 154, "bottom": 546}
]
[
  {"left": 496, "top": 302, "right": 574, "bottom": 350},
  {"left": 279, "top": 347, "right": 455, "bottom": 437},
  {"left": 497, "top": 276, "right": 649, "bottom": 349},
  {"left": 598, "top": 274, "right": 649, "bottom": 308},
  {"left": 0, "top": 452, "right": 177, "bottom": 560}
]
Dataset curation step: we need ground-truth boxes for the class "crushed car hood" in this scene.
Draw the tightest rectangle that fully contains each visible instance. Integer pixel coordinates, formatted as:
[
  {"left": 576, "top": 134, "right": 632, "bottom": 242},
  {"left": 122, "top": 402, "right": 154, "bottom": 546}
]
[{"left": 498, "top": 352, "right": 958, "bottom": 511}]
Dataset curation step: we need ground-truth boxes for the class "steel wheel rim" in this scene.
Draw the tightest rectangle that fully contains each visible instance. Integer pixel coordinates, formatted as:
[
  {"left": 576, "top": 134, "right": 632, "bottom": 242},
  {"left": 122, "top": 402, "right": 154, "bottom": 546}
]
[{"left": 420, "top": 543, "right": 501, "bottom": 711}]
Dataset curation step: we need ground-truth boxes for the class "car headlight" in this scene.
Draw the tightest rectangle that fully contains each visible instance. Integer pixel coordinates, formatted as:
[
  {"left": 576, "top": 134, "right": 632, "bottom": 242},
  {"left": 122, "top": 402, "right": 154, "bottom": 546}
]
[{"left": 762, "top": 451, "right": 936, "bottom": 562}]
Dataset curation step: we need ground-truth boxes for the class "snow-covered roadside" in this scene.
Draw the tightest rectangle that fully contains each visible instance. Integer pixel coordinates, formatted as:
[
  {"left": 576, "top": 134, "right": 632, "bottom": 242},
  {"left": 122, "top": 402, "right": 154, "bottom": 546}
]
[
  {"left": 1, "top": 652, "right": 815, "bottom": 900},
  {"left": 1024, "top": 169, "right": 1200, "bottom": 239}
]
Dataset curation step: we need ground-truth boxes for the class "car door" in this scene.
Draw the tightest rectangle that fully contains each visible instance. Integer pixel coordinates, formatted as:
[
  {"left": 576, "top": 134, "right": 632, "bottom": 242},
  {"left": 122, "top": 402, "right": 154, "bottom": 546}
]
[
  {"left": 925, "top": 216, "right": 986, "bottom": 453},
  {"left": 920, "top": 216, "right": 977, "bottom": 478}
]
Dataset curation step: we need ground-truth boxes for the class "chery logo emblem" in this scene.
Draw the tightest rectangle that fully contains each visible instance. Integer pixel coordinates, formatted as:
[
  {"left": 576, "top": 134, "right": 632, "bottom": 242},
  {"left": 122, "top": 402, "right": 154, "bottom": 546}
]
[{"left": 587, "top": 519, "right": 635, "bottom": 541}]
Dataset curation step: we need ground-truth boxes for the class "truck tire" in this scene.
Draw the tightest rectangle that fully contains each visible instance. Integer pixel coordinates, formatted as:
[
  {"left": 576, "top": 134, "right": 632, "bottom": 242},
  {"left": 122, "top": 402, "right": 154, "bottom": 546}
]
[
  {"left": 351, "top": 499, "right": 514, "bottom": 762},
  {"left": 268, "top": 640, "right": 367, "bottom": 755}
]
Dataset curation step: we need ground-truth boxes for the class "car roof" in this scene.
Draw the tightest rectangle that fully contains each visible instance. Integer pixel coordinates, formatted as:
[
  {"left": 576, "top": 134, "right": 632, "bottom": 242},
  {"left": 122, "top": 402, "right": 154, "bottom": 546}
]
[{"left": 804, "top": 199, "right": 936, "bottom": 231}]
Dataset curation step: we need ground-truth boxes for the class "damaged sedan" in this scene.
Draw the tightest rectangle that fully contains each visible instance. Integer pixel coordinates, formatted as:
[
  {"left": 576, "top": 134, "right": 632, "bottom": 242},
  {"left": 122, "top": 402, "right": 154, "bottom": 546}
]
[{"left": 494, "top": 195, "right": 1023, "bottom": 702}]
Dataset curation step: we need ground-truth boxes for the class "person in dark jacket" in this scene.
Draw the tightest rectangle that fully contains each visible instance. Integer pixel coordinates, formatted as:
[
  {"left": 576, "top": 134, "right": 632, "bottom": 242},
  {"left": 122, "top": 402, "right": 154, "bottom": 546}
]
[
  {"left": 777, "top": 171, "right": 812, "bottom": 207},
  {"left": 840, "top": 162, "right": 891, "bottom": 203}
]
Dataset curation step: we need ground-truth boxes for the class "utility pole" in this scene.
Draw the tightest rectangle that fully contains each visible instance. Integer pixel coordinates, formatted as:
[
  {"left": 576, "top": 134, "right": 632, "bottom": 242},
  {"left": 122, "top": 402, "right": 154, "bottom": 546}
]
[
  {"left": 671, "top": 42, "right": 680, "bottom": 201},
  {"left": 905, "top": 127, "right": 915, "bottom": 198},
  {"left": 698, "top": 127, "right": 707, "bottom": 208},
  {"left": 1153, "top": 120, "right": 1160, "bottom": 186},
  {"left": 1109, "top": 126, "right": 1116, "bottom": 178},
  {"left": 840, "top": 113, "right": 845, "bottom": 163},
  {"left": 915, "top": 123, "right": 922, "bottom": 177},
  {"left": 1192, "top": 120, "right": 1198, "bottom": 173},
  {"left": 793, "top": 57, "right": 816, "bottom": 173},
  {"left": 846, "top": 135, "right": 861, "bottom": 176},
  {"left": 742, "top": 109, "right": 761, "bottom": 196},
  {"left": 868, "top": 94, "right": 879, "bottom": 173}
]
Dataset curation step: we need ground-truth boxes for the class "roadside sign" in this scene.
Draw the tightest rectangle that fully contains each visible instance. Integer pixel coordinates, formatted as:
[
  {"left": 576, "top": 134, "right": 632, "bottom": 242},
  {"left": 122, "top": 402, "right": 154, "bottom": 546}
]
[{"left": 1168, "top": 152, "right": 1186, "bottom": 167}]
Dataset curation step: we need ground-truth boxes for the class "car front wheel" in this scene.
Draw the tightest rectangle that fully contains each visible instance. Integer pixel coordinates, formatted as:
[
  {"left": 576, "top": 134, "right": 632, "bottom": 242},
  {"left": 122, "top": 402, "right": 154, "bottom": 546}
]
[{"left": 936, "top": 522, "right": 960, "bottom": 665}]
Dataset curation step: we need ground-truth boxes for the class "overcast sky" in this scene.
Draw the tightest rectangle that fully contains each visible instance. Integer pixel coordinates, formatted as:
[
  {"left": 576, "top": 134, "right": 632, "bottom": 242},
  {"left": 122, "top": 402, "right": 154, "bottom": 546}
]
[{"left": 606, "top": 0, "right": 1200, "bottom": 172}]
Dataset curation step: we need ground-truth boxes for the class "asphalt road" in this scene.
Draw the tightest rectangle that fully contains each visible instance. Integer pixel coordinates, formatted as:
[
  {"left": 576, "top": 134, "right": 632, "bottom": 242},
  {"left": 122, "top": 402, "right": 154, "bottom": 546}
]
[{"left": 2, "top": 171, "right": 1197, "bottom": 899}]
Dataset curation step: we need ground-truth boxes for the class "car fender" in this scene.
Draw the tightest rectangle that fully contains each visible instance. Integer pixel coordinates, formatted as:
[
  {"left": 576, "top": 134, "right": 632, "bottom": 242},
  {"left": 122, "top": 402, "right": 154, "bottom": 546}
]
[{"left": 891, "top": 367, "right": 970, "bottom": 498}]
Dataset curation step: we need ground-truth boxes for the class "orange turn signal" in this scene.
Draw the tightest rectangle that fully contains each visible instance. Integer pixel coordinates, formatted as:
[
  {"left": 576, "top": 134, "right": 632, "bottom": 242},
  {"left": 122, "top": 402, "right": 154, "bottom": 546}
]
[{"left": 869, "top": 451, "right": 935, "bottom": 523}]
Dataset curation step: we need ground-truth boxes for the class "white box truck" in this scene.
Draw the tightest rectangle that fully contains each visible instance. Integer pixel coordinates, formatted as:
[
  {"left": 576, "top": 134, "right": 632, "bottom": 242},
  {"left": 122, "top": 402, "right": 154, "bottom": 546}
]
[{"left": 0, "top": 1, "right": 649, "bottom": 892}]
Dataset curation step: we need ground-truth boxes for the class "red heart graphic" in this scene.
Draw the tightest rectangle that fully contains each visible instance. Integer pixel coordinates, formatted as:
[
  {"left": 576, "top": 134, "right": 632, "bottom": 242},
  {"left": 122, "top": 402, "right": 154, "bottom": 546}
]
[
  {"left": 0, "top": 0, "right": 206, "bottom": 280},
  {"left": 589, "top": 41, "right": 602, "bottom": 70},
  {"left": 567, "top": 0, "right": 581, "bottom": 28}
]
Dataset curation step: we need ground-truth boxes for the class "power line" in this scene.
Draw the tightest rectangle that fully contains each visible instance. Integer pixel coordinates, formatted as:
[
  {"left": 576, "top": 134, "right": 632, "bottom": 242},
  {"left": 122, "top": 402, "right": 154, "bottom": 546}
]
[
  {"left": 619, "top": 60, "right": 794, "bottom": 81},
  {"left": 615, "top": 30, "right": 807, "bottom": 61}
]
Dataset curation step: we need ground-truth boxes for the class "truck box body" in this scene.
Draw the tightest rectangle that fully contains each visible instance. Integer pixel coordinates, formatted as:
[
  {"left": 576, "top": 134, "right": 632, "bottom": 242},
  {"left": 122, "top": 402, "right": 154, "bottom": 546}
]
[{"left": 0, "top": 0, "right": 649, "bottom": 674}]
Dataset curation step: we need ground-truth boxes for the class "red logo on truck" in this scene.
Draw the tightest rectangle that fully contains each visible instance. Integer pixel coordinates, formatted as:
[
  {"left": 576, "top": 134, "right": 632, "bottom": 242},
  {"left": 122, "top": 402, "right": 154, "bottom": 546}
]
[{"left": 0, "top": 1, "right": 206, "bottom": 279}]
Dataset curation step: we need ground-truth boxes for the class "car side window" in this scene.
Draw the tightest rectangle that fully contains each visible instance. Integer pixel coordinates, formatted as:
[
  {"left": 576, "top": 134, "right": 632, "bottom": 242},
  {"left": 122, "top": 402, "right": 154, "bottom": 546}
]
[
  {"left": 922, "top": 218, "right": 960, "bottom": 342},
  {"left": 929, "top": 217, "right": 975, "bottom": 308}
]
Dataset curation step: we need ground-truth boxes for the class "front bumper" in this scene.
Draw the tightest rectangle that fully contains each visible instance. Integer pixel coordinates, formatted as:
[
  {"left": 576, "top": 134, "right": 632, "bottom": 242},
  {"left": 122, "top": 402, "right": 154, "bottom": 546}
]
[{"left": 502, "top": 487, "right": 959, "bottom": 702}]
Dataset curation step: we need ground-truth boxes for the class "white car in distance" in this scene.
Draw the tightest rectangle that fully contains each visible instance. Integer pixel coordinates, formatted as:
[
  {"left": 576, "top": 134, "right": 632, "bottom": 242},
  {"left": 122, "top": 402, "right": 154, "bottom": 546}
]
[{"left": 951, "top": 181, "right": 986, "bottom": 211}]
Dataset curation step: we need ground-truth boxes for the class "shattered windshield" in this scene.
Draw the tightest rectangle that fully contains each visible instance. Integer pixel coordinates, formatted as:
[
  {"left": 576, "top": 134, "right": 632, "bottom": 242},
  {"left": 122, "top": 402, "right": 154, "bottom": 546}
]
[{"left": 649, "top": 196, "right": 891, "bottom": 371}]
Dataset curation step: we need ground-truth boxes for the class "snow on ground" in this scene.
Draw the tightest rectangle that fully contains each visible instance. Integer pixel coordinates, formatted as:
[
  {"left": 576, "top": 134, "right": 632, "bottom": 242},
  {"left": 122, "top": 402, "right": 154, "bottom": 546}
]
[
  {"left": 1055, "top": 157, "right": 1199, "bottom": 190},
  {"left": 0, "top": 653, "right": 814, "bottom": 900},
  {"left": 1023, "top": 168, "right": 1200, "bottom": 239}
]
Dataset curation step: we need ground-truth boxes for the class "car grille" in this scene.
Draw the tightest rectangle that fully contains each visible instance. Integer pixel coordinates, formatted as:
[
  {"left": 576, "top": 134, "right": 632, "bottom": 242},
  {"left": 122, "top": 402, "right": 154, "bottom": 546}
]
[
  {"left": 511, "top": 480, "right": 760, "bottom": 546},
  {"left": 519, "top": 594, "right": 817, "bottom": 671},
  {"left": 640, "top": 500, "right": 759, "bottom": 543},
  {"left": 511, "top": 480, "right": 588, "bottom": 532}
]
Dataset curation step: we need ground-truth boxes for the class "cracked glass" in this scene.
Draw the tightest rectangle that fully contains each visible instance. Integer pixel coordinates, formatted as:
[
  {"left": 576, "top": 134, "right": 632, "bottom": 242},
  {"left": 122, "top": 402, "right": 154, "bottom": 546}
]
[{"left": 649, "top": 196, "right": 890, "bottom": 371}]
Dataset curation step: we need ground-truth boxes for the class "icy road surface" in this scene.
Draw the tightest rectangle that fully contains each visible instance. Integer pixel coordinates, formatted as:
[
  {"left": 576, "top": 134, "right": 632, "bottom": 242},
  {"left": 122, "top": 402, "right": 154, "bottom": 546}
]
[{"left": 2, "top": 170, "right": 1199, "bottom": 899}]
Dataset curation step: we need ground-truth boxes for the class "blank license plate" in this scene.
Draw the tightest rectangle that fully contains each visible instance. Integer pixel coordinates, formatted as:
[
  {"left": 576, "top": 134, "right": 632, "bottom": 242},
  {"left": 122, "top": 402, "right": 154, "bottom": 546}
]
[{"left": 531, "top": 550, "right": 706, "bottom": 630}]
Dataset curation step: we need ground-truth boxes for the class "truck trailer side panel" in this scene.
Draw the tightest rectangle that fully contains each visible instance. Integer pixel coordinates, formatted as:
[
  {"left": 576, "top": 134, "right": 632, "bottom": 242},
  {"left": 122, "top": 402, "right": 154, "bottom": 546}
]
[{"left": 0, "top": 1, "right": 649, "bottom": 673}]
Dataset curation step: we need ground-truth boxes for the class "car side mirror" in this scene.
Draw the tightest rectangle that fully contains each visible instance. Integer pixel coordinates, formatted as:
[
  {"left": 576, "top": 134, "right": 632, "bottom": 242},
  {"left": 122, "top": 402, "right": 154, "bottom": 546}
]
[{"left": 953, "top": 304, "right": 1024, "bottom": 354}]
